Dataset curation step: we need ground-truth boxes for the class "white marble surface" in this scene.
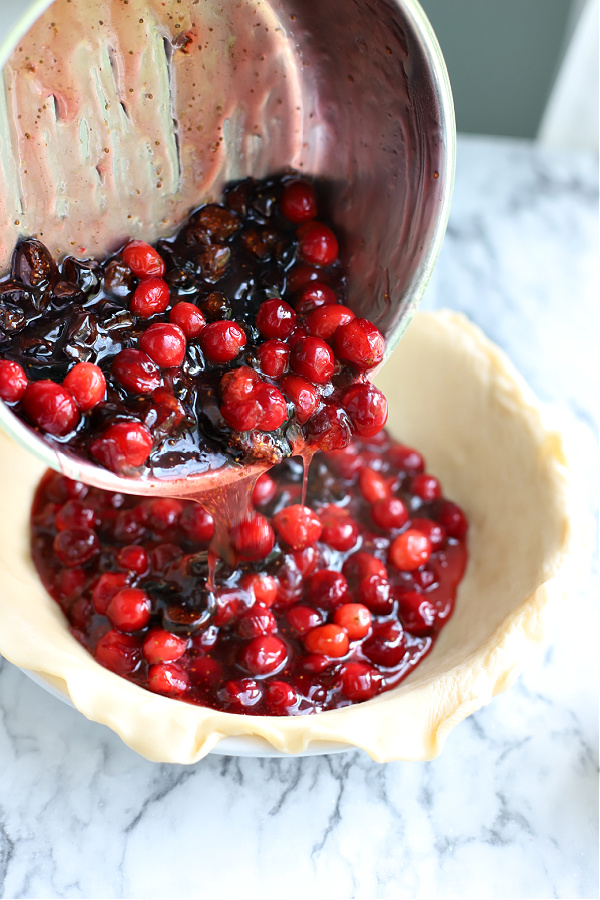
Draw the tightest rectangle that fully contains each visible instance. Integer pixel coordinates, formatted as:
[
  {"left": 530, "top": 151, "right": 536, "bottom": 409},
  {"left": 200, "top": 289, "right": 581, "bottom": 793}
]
[{"left": 0, "top": 135, "right": 597, "bottom": 899}]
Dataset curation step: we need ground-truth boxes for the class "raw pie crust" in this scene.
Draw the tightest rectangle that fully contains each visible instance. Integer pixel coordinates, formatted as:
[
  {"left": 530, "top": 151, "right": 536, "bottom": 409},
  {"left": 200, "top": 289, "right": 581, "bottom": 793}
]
[{"left": 0, "top": 311, "right": 580, "bottom": 762}]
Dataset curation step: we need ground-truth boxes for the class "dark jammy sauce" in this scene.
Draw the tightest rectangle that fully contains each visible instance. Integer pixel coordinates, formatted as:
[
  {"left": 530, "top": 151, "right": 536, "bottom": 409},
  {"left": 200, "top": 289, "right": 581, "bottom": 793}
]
[{"left": 30, "top": 430, "right": 468, "bottom": 716}]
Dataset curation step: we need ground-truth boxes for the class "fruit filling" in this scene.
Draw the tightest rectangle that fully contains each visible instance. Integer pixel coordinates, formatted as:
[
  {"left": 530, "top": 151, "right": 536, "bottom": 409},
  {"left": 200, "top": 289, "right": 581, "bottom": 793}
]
[
  {"left": 30, "top": 431, "right": 468, "bottom": 715},
  {"left": 0, "top": 175, "right": 387, "bottom": 478}
]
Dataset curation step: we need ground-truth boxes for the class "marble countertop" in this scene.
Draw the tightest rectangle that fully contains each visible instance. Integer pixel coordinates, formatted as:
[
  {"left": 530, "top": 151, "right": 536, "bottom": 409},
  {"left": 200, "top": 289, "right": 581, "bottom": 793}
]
[{"left": 0, "top": 134, "right": 597, "bottom": 899}]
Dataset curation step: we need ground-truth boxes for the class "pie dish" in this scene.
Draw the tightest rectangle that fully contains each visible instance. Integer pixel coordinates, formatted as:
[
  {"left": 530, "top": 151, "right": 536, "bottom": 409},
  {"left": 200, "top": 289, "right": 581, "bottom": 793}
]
[{"left": 0, "top": 310, "right": 579, "bottom": 762}]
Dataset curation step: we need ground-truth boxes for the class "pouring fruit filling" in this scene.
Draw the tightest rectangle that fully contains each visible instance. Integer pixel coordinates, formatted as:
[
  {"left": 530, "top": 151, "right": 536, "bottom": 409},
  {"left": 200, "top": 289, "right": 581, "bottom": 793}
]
[
  {"left": 30, "top": 430, "right": 468, "bottom": 715},
  {"left": 0, "top": 174, "right": 387, "bottom": 478}
]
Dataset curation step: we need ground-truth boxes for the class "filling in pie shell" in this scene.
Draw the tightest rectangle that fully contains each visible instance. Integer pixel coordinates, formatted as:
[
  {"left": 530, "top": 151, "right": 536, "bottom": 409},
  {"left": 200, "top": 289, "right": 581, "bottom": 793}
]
[{"left": 0, "top": 311, "right": 579, "bottom": 762}]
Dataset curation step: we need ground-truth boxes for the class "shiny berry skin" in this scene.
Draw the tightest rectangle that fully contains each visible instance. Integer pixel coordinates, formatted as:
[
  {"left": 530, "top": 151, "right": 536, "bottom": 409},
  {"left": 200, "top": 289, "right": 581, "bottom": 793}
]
[
  {"left": 239, "top": 634, "right": 288, "bottom": 675},
  {"left": 304, "top": 402, "right": 352, "bottom": 451},
  {"left": 231, "top": 515, "right": 275, "bottom": 561},
  {"left": 342, "top": 551, "right": 388, "bottom": 584},
  {"left": 307, "top": 569, "right": 349, "bottom": 608},
  {"left": 342, "top": 383, "right": 388, "bottom": 437},
  {"left": 130, "top": 276, "right": 170, "bottom": 317},
  {"left": 148, "top": 663, "right": 189, "bottom": 696},
  {"left": 95, "top": 630, "right": 141, "bottom": 675},
  {"left": 279, "top": 374, "right": 319, "bottom": 425},
  {"left": 363, "top": 621, "right": 406, "bottom": 667},
  {"left": 411, "top": 517, "right": 446, "bottom": 550},
  {"left": 219, "top": 678, "right": 263, "bottom": 709},
  {"left": 333, "top": 318, "right": 385, "bottom": 370},
  {"left": 121, "top": 240, "right": 165, "bottom": 277},
  {"left": 281, "top": 179, "right": 317, "bottom": 223},
  {"left": 258, "top": 339, "right": 289, "bottom": 377},
  {"left": 388, "top": 444, "right": 424, "bottom": 473},
  {"left": 437, "top": 500, "right": 469, "bottom": 539},
  {"left": 117, "top": 545, "right": 149, "bottom": 575},
  {"left": 273, "top": 504, "right": 322, "bottom": 550},
  {"left": 90, "top": 421, "right": 153, "bottom": 473},
  {"left": 106, "top": 587, "right": 151, "bottom": 631},
  {"left": 252, "top": 473, "right": 277, "bottom": 507},
  {"left": 389, "top": 529, "right": 432, "bottom": 571},
  {"left": 180, "top": 504, "right": 215, "bottom": 542},
  {"left": 139, "top": 323, "right": 187, "bottom": 368},
  {"left": 55, "top": 500, "right": 97, "bottom": 531},
  {"left": 147, "top": 498, "right": 183, "bottom": 532},
  {"left": 255, "top": 298, "right": 297, "bottom": 339},
  {"left": 410, "top": 473, "right": 442, "bottom": 501},
  {"left": 236, "top": 607, "right": 277, "bottom": 639},
  {"left": 371, "top": 496, "right": 409, "bottom": 530},
  {"left": 149, "top": 388, "right": 186, "bottom": 429},
  {"left": 92, "top": 571, "right": 131, "bottom": 615},
  {"left": 357, "top": 574, "right": 394, "bottom": 614},
  {"left": 339, "top": 662, "right": 383, "bottom": 701},
  {"left": 297, "top": 221, "right": 338, "bottom": 266},
  {"left": 306, "top": 304, "right": 355, "bottom": 341},
  {"left": 287, "top": 604, "right": 324, "bottom": 635},
  {"left": 359, "top": 467, "right": 390, "bottom": 503},
  {"left": 221, "top": 378, "right": 288, "bottom": 432},
  {"left": 112, "top": 349, "right": 161, "bottom": 394},
  {"left": 0, "top": 359, "right": 27, "bottom": 403},
  {"left": 168, "top": 301, "right": 206, "bottom": 338},
  {"left": 327, "top": 447, "right": 363, "bottom": 480},
  {"left": 63, "top": 362, "right": 106, "bottom": 411},
  {"left": 304, "top": 624, "right": 349, "bottom": 658},
  {"left": 265, "top": 680, "right": 298, "bottom": 714},
  {"left": 143, "top": 628, "right": 188, "bottom": 663},
  {"left": 333, "top": 603, "right": 372, "bottom": 639},
  {"left": 22, "top": 381, "right": 79, "bottom": 436},
  {"left": 395, "top": 591, "right": 438, "bottom": 636},
  {"left": 53, "top": 528, "right": 100, "bottom": 567},
  {"left": 199, "top": 320, "right": 246, "bottom": 363},
  {"left": 240, "top": 572, "right": 278, "bottom": 607},
  {"left": 294, "top": 282, "right": 337, "bottom": 315},
  {"left": 290, "top": 336, "right": 335, "bottom": 384},
  {"left": 319, "top": 506, "right": 359, "bottom": 551}
]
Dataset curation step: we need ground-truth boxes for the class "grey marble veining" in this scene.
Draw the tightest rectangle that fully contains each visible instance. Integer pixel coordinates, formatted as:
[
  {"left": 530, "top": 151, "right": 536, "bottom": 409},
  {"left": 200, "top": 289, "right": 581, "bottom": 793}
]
[{"left": 0, "top": 135, "right": 598, "bottom": 900}]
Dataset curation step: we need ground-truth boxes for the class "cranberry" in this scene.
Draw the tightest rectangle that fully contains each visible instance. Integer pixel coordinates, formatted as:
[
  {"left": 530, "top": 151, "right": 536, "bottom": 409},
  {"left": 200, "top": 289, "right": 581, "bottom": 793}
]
[
  {"left": 396, "top": 591, "right": 438, "bottom": 636},
  {"left": 112, "top": 349, "right": 161, "bottom": 395},
  {"left": 180, "top": 504, "right": 215, "bottom": 542},
  {"left": 357, "top": 574, "right": 394, "bottom": 614},
  {"left": 63, "top": 362, "right": 106, "bottom": 411},
  {"left": 139, "top": 323, "right": 187, "bottom": 368},
  {"left": 327, "top": 447, "right": 363, "bottom": 480},
  {"left": 0, "top": 359, "right": 27, "bottom": 403},
  {"left": 22, "top": 381, "right": 79, "bottom": 436},
  {"left": 117, "top": 544, "right": 149, "bottom": 575},
  {"left": 359, "top": 468, "right": 390, "bottom": 503},
  {"left": 333, "top": 603, "right": 372, "bottom": 639},
  {"left": 256, "top": 298, "right": 297, "bottom": 339},
  {"left": 143, "top": 628, "right": 188, "bottom": 663},
  {"left": 297, "top": 221, "right": 338, "bottom": 267},
  {"left": 150, "top": 542, "right": 183, "bottom": 573},
  {"left": 410, "top": 473, "right": 442, "bottom": 501},
  {"left": 53, "top": 528, "right": 100, "bottom": 567},
  {"left": 236, "top": 607, "right": 277, "bottom": 639},
  {"left": 286, "top": 263, "right": 323, "bottom": 293},
  {"left": 305, "top": 402, "right": 352, "bottom": 451},
  {"left": 342, "top": 551, "right": 388, "bottom": 584},
  {"left": 95, "top": 629, "right": 141, "bottom": 675},
  {"left": 287, "top": 604, "right": 324, "bottom": 635},
  {"left": 55, "top": 501, "right": 97, "bottom": 531},
  {"left": 199, "top": 320, "right": 246, "bottom": 363},
  {"left": 281, "top": 179, "right": 317, "bottom": 223},
  {"left": 219, "top": 678, "right": 263, "bottom": 709},
  {"left": 339, "top": 662, "right": 383, "bottom": 701},
  {"left": 90, "top": 421, "right": 153, "bottom": 473},
  {"left": 189, "top": 656, "right": 223, "bottom": 689},
  {"left": 265, "top": 680, "right": 298, "bottom": 714},
  {"left": 304, "top": 624, "right": 349, "bottom": 658},
  {"left": 371, "top": 496, "right": 409, "bottom": 530},
  {"left": 279, "top": 374, "right": 319, "bottom": 424},
  {"left": 319, "top": 506, "right": 359, "bottom": 551},
  {"left": 130, "top": 276, "right": 170, "bottom": 318},
  {"left": 291, "top": 545, "right": 318, "bottom": 576},
  {"left": 294, "top": 282, "right": 337, "bottom": 315},
  {"left": 239, "top": 634, "right": 288, "bottom": 675},
  {"left": 113, "top": 505, "right": 148, "bottom": 542},
  {"left": 121, "top": 240, "right": 165, "bottom": 277},
  {"left": 389, "top": 529, "right": 432, "bottom": 571},
  {"left": 333, "top": 318, "right": 385, "bottom": 371},
  {"left": 221, "top": 371, "right": 288, "bottom": 432},
  {"left": 273, "top": 504, "right": 322, "bottom": 549},
  {"left": 148, "top": 663, "right": 189, "bottom": 696},
  {"left": 55, "top": 567, "right": 87, "bottom": 603},
  {"left": 258, "top": 339, "right": 289, "bottom": 377},
  {"left": 342, "top": 383, "right": 388, "bottom": 437},
  {"left": 231, "top": 514, "right": 275, "bottom": 561},
  {"left": 389, "top": 444, "right": 424, "bottom": 474},
  {"left": 148, "top": 388, "right": 187, "bottom": 429},
  {"left": 307, "top": 569, "right": 349, "bottom": 608},
  {"left": 92, "top": 571, "right": 131, "bottom": 614},
  {"left": 168, "top": 301, "right": 206, "bottom": 338},
  {"left": 437, "top": 500, "right": 469, "bottom": 539},
  {"left": 240, "top": 573, "right": 278, "bottom": 607},
  {"left": 306, "top": 304, "right": 355, "bottom": 341},
  {"left": 411, "top": 517, "right": 446, "bottom": 550},
  {"left": 290, "top": 336, "right": 335, "bottom": 384},
  {"left": 106, "top": 587, "right": 152, "bottom": 631},
  {"left": 363, "top": 621, "right": 406, "bottom": 667},
  {"left": 147, "top": 498, "right": 183, "bottom": 532},
  {"left": 252, "top": 472, "right": 277, "bottom": 506}
]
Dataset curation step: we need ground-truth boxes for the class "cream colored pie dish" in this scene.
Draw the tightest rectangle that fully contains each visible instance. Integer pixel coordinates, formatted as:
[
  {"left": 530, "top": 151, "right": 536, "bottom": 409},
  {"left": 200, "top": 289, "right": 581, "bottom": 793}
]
[{"left": 0, "top": 310, "right": 580, "bottom": 762}]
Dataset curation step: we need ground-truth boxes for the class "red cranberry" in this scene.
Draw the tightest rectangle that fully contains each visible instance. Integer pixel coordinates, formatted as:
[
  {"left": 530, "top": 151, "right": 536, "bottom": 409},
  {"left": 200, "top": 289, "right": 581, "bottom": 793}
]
[
  {"left": 121, "top": 240, "right": 165, "bottom": 277},
  {"left": 265, "top": 680, "right": 298, "bottom": 714},
  {"left": 301, "top": 654, "right": 334, "bottom": 674},
  {"left": 437, "top": 500, "right": 469, "bottom": 539},
  {"left": 168, "top": 301, "right": 206, "bottom": 338},
  {"left": 63, "top": 362, "right": 106, "bottom": 411},
  {"left": 55, "top": 567, "right": 87, "bottom": 603},
  {"left": 279, "top": 374, "right": 319, "bottom": 424},
  {"left": 139, "top": 323, "right": 187, "bottom": 368},
  {"left": 306, "top": 304, "right": 355, "bottom": 341},
  {"left": 22, "top": 381, "right": 79, "bottom": 436},
  {"left": 231, "top": 514, "right": 275, "bottom": 561},
  {"left": 388, "top": 444, "right": 424, "bottom": 474},
  {"left": 359, "top": 467, "right": 390, "bottom": 503},
  {"left": 150, "top": 542, "right": 183, "bottom": 573},
  {"left": 363, "top": 621, "right": 406, "bottom": 667},
  {"left": 319, "top": 506, "right": 359, "bottom": 551},
  {"left": 291, "top": 545, "right": 318, "bottom": 576},
  {"left": 339, "top": 662, "right": 383, "bottom": 701},
  {"left": 92, "top": 571, "right": 131, "bottom": 615},
  {"left": 357, "top": 574, "right": 394, "bottom": 614},
  {"left": 389, "top": 529, "right": 432, "bottom": 571},
  {"left": 148, "top": 663, "right": 189, "bottom": 696},
  {"left": 274, "top": 561, "right": 305, "bottom": 607},
  {"left": 130, "top": 276, "right": 170, "bottom": 318},
  {"left": 342, "top": 383, "right": 388, "bottom": 437},
  {"left": 219, "top": 678, "right": 263, "bottom": 709},
  {"left": 112, "top": 349, "right": 161, "bottom": 394},
  {"left": 0, "top": 360, "right": 27, "bottom": 403},
  {"left": 281, "top": 179, "right": 317, "bottom": 223},
  {"left": 327, "top": 447, "right": 363, "bottom": 480},
  {"left": 307, "top": 569, "right": 349, "bottom": 608},
  {"left": 287, "top": 604, "right": 325, "bottom": 635},
  {"left": 258, "top": 339, "right": 289, "bottom": 377},
  {"left": 240, "top": 573, "right": 278, "bottom": 607},
  {"left": 256, "top": 298, "right": 297, "bottom": 339},
  {"left": 199, "top": 320, "right": 246, "bottom": 363},
  {"left": 221, "top": 372, "right": 288, "bottom": 432},
  {"left": 304, "top": 402, "right": 352, "bottom": 451},
  {"left": 286, "top": 263, "right": 323, "bottom": 293},
  {"left": 396, "top": 591, "right": 438, "bottom": 636},
  {"left": 333, "top": 319, "right": 385, "bottom": 371},
  {"left": 68, "top": 596, "right": 93, "bottom": 630},
  {"left": 411, "top": 517, "right": 446, "bottom": 550},
  {"left": 290, "top": 336, "right": 335, "bottom": 384},
  {"left": 106, "top": 587, "right": 152, "bottom": 631},
  {"left": 239, "top": 634, "right": 288, "bottom": 675},
  {"left": 143, "top": 628, "right": 188, "bottom": 663},
  {"left": 95, "top": 629, "right": 141, "bottom": 675},
  {"left": 410, "top": 473, "right": 442, "bottom": 501},
  {"left": 148, "top": 388, "right": 186, "bottom": 429},
  {"left": 189, "top": 656, "right": 223, "bottom": 689},
  {"left": 342, "top": 551, "right": 388, "bottom": 584},
  {"left": 294, "top": 282, "right": 337, "bottom": 315},
  {"left": 117, "top": 545, "right": 149, "bottom": 575},
  {"left": 297, "top": 221, "right": 338, "bottom": 267},
  {"left": 90, "top": 421, "right": 153, "bottom": 473},
  {"left": 53, "top": 528, "right": 100, "bottom": 567},
  {"left": 113, "top": 505, "right": 148, "bottom": 542},
  {"left": 304, "top": 624, "right": 349, "bottom": 658},
  {"left": 273, "top": 504, "right": 322, "bottom": 549},
  {"left": 55, "top": 501, "right": 96, "bottom": 531},
  {"left": 147, "top": 498, "right": 183, "bottom": 532},
  {"left": 252, "top": 472, "right": 277, "bottom": 507},
  {"left": 333, "top": 603, "right": 372, "bottom": 639},
  {"left": 371, "top": 496, "right": 409, "bottom": 530},
  {"left": 236, "top": 607, "right": 277, "bottom": 639},
  {"left": 180, "top": 504, "right": 215, "bottom": 542}
]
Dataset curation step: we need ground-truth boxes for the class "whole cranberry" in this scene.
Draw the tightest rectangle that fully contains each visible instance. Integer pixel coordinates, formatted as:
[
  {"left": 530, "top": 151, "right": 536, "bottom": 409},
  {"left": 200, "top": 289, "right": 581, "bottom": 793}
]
[
  {"left": 240, "top": 572, "right": 278, "bottom": 607},
  {"left": 148, "top": 663, "right": 189, "bottom": 696},
  {"left": 121, "top": 240, "right": 165, "bottom": 277},
  {"left": 92, "top": 571, "right": 131, "bottom": 615},
  {"left": 95, "top": 629, "right": 141, "bottom": 675},
  {"left": 143, "top": 628, "right": 188, "bottom": 664},
  {"left": 63, "top": 362, "right": 106, "bottom": 411},
  {"left": 199, "top": 320, "right": 246, "bottom": 363},
  {"left": 333, "top": 318, "right": 385, "bottom": 371},
  {"left": 112, "top": 349, "right": 161, "bottom": 395},
  {"left": 90, "top": 421, "right": 153, "bottom": 474},
  {"left": 319, "top": 506, "right": 359, "bottom": 551},
  {"left": 180, "top": 504, "right": 215, "bottom": 542},
  {"left": 218, "top": 678, "right": 263, "bottom": 709},
  {"left": 273, "top": 504, "right": 322, "bottom": 549},
  {"left": 257, "top": 339, "right": 289, "bottom": 378},
  {"left": 53, "top": 528, "right": 100, "bottom": 567},
  {"left": 256, "top": 298, "right": 297, "bottom": 340},
  {"left": 357, "top": 574, "right": 394, "bottom": 614},
  {"left": 389, "top": 529, "right": 432, "bottom": 571},
  {"left": 22, "top": 381, "right": 79, "bottom": 436},
  {"left": 290, "top": 336, "right": 335, "bottom": 384},
  {"left": 363, "top": 621, "right": 406, "bottom": 667},
  {"left": 55, "top": 501, "right": 97, "bottom": 531},
  {"left": 304, "top": 402, "right": 352, "bottom": 451},
  {"left": 130, "top": 277, "right": 171, "bottom": 318},
  {"left": 339, "top": 662, "right": 383, "bottom": 701},
  {"left": 297, "top": 221, "right": 339, "bottom": 267},
  {"left": 265, "top": 680, "right": 299, "bottom": 714},
  {"left": 304, "top": 624, "right": 349, "bottom": 658},
  {"left": 396, "top": 591, "right": 438, "bottom": 636},
  {"left": 117, "top": 545, "right": 149, "bottom": 575},
  {"left": 342, "top": 551, "right": 388, "bottom": 584},
  {"left": 147, "top": 498, "right": 183, "bottom": 532},
  {"left": 333, "top": 603, "right": 372, "bottom": 640},
  {"left": 239, "top": 634, "right": 288, "bottom": 676},
  {"left": 371, "top": 496, "right": 409, "bottom": 530},
  {"left": 411, "top": 517, "right": 446, "bottom": 550},
  {"left": 307, "top": 569, "right": 349, "bottom": 608},
  {"left": 235, "top": 607, "right": 277, "bottom": 639},
  {"left": 231, "top": 514, "right": 275, "bottom": 561},
  {"left": 252, "top": 473, "right": 277, "bottom": 507},
  {"left": 106, "top": 587, "right": 152, "bottom": 631},
  {"left": 168, "top": 301, "right": 206, "bottom": 338},
  {"left": 279, "top": 374, "right": 319, "bottom": 424},
  {"left": 437, "top": 500, "right": 469, "bottom": 539},
  {"left": 410, "top": 473, "right": 442, "bottom": 501},
  {"left": 294, "top": 282, "right": 337, "bottom": 315},
  {"left": 342, "top": 383, "right": 388, "bottom": 437},
  {"left": 306, "top": 304, "right": 355, "bottom": 341},
  {"left": 287, "top": 604, "right": 325, "bottom": 635},
  {"left": 139, "top": 323, "right": 187, "bottom": 368},
  {"left": 113, "top": 505, "right": 148, "bottom": 542},
  {"left": 359, "top": 467, "right": 390, "bottom": 503},
  {"left": 0, "top": 360, "right": 27, "bottom": 403},
  {"left": 388, "top": 444, "right": 425, "bottom": 474},
  {"left": 280, "top": 180, "right": 317, "bottom": 223}
]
